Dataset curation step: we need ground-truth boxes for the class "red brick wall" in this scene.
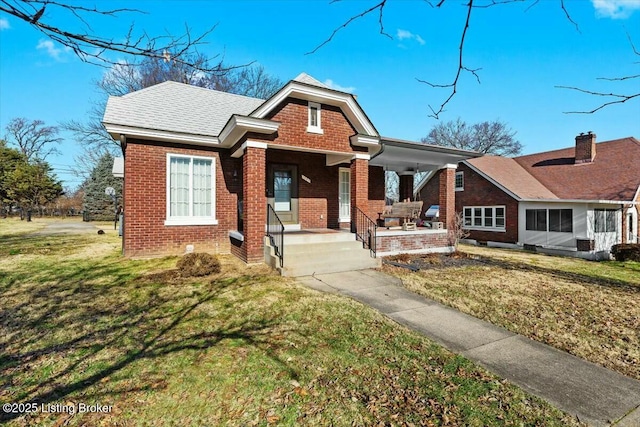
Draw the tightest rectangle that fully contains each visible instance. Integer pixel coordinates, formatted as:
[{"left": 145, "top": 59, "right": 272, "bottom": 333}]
[
  {"left": 351, "top": 158, "right": 369, "bottom": 220},
  {"left": 399, "top": 174, "right": 414, "bottom": 202},
  {"left": 123, "top": 140, "right": 241, "bottom": 257},
  {"left": 439, "top": 167, "right": 456, "bottom": 230},
  {"left": 418, "top": 164, "right": 519, "bottom": 244},
  {"left": 123, "top": 97, "right": 386, "bottom": 259},
  {"left": 376, "top": 231, "right": 450, "bottom": 254},
  {"left": 243, "top": 146, "right": 266, "bottom": 263},
  {"left": 369, "top": 166, "right": 386, "bottom": 220},
  {"left": 575, "top": 133, "right": 596, "bottom": 164},
  {"left": 267, "top": 150, "right": 337, "bottom": 228},
  {"left": 265, "top": 98, "right": 359, "bottom": 153}
]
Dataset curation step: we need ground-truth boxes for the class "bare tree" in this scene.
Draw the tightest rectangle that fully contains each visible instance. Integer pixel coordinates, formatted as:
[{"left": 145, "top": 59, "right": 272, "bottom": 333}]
[
  {"left": 310, "top": 0, "right": 636, "bottom": 117},
  {"left": 422, "top": 118, "right": 522, "bottom": 156},
  {"left": 64, "top": 55, "right": 283, "bottom": 177},
  {"left": 4, "top": 117, "right": 62, "bottom": 162},
  {"left": 0, "top": 0, "right": 225, "bottom": 73}
]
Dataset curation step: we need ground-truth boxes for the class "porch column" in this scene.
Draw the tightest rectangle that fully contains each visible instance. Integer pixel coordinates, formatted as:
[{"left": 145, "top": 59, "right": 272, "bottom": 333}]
[
  {"left": 351, "top": 155, "right": 369, "bottom": 222},
  {"left": 439, "top": 164, "right": 457, "bottom": 230},
  {"left": 398, "top": 172, "right": 415, "bottom": 201},
  {"left": 243, "top": 143, "right": 267, "bottom": 263}
]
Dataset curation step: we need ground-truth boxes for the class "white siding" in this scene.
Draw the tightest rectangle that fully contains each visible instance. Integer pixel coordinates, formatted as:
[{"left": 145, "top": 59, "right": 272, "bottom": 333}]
[{"left": 518, "top": 202, "right": 624, "bottom": 251}]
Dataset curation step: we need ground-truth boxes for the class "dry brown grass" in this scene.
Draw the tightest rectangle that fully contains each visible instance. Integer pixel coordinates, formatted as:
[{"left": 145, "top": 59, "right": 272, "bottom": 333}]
[
  {"left": 1, "top": 224, "right": 582, "bottom": 426},
  {"left": 383, "top": 245, "right": 640, "bottom": 380}
]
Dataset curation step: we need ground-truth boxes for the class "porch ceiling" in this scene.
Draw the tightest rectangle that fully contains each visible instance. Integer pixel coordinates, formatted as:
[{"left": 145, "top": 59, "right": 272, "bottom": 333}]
[{"left": 370, "top": 137, "right": 482, "bottom": 173}]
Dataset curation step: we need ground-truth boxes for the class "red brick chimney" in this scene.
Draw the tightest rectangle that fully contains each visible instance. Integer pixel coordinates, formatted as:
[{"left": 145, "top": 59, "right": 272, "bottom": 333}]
[{"left": 575, "top": 132, "right": 596, "bottom": 164}]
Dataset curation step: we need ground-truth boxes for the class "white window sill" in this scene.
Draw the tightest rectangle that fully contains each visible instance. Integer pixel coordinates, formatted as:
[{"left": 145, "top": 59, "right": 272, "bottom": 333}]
[
  {"left": 463, "top": 226, "right": 506, "bottom": 233},
  {"left": 455, "top": 188, "right": 464, "bottom": 192},
  {"left": 339, "top": 217, "right": 351, "bottom": 223},
  {"left": 164, "top": 218, "right": 219, "bottom": 226},
  {"left": 306, "top": 126, "right": 324, "bottom": 134}
]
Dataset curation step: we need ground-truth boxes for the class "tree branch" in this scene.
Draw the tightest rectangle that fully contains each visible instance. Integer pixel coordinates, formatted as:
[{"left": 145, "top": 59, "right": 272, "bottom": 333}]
[
  {"left": 417, "top": 0, "right": 479, "bottom": 119},
  {"left": 306, "top": 0, "right": 391, "bottom": 55},
  {"left": 555, "top": 86, "right": 640, "bottom": 114},
  {"left": 0, "top": 0, "right": 232, "bottom": 72}
]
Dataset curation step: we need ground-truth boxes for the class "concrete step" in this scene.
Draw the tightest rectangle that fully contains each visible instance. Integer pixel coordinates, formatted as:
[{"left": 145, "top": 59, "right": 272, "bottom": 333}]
[
  {"left": 283, "top": 230, "right": 354, "bottom": 245},
  {"left": 284, "top": 240, "right": 366, "bottom": 255},
  {"left": 265, "top": 237, "right": 379, "bottom": 277}
]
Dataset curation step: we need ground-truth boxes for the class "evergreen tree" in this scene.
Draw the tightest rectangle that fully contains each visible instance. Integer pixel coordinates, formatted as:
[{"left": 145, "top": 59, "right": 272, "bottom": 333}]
[
  {"left": 4, "top": 159, "right": 63, "bottom": 217},
  {"left": 82, "top": 153, "right": 123, "bottom": 221}
]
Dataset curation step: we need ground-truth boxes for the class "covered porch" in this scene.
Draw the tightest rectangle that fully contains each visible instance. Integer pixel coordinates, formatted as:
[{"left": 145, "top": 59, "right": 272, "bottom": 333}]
[{"left": 257, "top": 138, "right": 480, "bottom": 274}]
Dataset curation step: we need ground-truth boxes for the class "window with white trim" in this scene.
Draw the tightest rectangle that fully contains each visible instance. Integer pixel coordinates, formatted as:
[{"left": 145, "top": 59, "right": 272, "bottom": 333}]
[
  {"left": 165, "top": 154, "right": 217, "bottom": 226},
  {"left": 594, "top": 209, "right": 617, "bottom": 233},
  {"left": 307, "top": 101, "right": 323, "bottom": 134},
  {"left": 525, "top": 209, "right": 573, "bottom": 233},
  {"left": 455, "top": 171, "right": 464, "bottom": 191},
  {"left": 463, "top": 206, "right": 505, "bottom": 230}
]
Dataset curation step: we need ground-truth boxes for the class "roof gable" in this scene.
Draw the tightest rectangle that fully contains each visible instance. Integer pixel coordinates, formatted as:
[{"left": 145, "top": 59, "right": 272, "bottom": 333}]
[
  {"left": 251, "top": 76, "right": 378, "bottom": 138},
  {"left": 464, "top": 156, "right": 557, "bottom": 200},
  {"left": 514, "top": 137, "right": 640, "bottom": 202}
]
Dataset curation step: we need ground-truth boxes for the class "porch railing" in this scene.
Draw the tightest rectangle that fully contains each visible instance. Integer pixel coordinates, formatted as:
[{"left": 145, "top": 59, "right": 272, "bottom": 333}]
[
  {"left": 266, "top": 204, "right": 284, "bottom": 268},
  {"left": 354, "top": 206, "right": 377, "bottom": 257}
]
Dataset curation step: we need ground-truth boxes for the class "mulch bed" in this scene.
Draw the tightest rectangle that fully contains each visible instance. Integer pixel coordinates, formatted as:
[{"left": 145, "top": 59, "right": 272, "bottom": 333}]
[{"left": 383, "top": 251, "right": 487, "bottom": 271}]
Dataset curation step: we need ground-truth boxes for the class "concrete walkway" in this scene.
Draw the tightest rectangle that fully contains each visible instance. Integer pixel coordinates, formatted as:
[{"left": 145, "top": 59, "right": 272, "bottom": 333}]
[{"left": 298, "top": 269, "right": 640, "bottom": 427}]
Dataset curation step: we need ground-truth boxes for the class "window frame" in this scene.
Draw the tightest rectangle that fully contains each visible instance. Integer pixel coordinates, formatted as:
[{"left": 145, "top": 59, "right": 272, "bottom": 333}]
[
  {"left": 548, "top": 209, "right": 573, "bottom": 233},
  {"left": 165, "top": 153, "right": 218, "bottom": 226},
  {"left": 306, "top": 101, "right": 323, "bottom": 134},
  {"left": 594, "top": 209, "right": 617, "bottom": 233},
  {"left": 462, "top": 205, "right": 506, "bottom": 231},
  {"left": 525, "top": 209, "right": 547, "bottom": 232},
  {"left": 455, "top": 171, "right": 464, "bottom": 191}
]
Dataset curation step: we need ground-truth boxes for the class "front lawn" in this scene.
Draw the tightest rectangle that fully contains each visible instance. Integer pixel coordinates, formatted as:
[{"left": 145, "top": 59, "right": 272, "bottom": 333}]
[
  {"left": 383, "top": 245, "right": 640, "bottom": 381},
  {"left": 0, "top": 218, "right": 581, "bottom": 425}
]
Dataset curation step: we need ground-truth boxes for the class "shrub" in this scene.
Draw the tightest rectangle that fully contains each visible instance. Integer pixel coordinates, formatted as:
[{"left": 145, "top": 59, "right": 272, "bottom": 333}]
[
  {"left": 610, "top": 244, "right": 640, "bottom": 262},
  {"left": 177, "top": 253, "right": 221, "bottom": 277}
]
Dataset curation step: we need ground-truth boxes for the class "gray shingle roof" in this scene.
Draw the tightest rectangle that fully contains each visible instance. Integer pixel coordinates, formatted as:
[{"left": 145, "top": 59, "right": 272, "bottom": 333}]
[
  {"left": 103, "top": 81, "right": 265, "bottom": 137},
  {"left": 293, "top": 72, "right": 329, "bottom": 88}
]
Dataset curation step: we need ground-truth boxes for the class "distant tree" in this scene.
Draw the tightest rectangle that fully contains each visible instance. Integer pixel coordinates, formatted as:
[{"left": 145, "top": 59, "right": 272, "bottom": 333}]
[
  {"left": 82, "top": 153, "right": 123, "bottom": 221},
  {"left": 49, "top": 187, "right": 84, "bottom": 217},
  {"left": 64, "top": 56, "right": 282, "bottom": 175},
  {"left": 4, "top": 159, "right": 63, "bottom": 217},
  {"left": 4, "top": 117, "right": 62, "bottom": 162},
  {"left": 0, "top": 140, "right": 26, "bottom": 215},
  {"left": 421, "top": 118, "right": 522, "bottom": 156}
]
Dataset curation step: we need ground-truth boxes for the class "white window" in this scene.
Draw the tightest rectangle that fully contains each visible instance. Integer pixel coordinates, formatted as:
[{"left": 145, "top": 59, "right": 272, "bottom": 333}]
[
  {"left": 594, "top": 209, "right": 617, "bottom": 233},
  {"left": 463, "top": 206, "right": 505, "bottom": 230},
  {"left": 307, "top": 101, "right": 323, "bottom": 134},
  {"left": 455, "top": 171, "right": 464, "bottom": 191},
  {"left": 165, "top": 154, "right": 218, "bottom": 226}
]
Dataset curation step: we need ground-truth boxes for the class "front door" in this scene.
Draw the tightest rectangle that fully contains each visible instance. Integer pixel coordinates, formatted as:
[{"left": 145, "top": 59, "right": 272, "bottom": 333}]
[{"left": 267, "top": 164, "right": 298, "bottom": 224}]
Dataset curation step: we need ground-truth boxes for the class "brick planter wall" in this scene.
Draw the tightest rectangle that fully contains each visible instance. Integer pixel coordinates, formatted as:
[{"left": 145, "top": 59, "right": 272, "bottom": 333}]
[{"left": 376, "top": 229, "right": 452, "bottom": 256}]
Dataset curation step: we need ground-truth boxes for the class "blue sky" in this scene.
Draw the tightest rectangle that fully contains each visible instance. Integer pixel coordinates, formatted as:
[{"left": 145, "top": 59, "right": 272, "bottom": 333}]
[{"left": 1, "top": 0, "right": 639, "bottom": 190}]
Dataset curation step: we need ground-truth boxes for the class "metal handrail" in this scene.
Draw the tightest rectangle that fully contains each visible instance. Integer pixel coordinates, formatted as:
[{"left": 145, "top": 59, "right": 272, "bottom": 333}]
[
  {"left": 354, "top": 206, "right": 377, "bottom": 257},
  {"left": 266, "top": 205, "right": 284, "bottom": 268}
]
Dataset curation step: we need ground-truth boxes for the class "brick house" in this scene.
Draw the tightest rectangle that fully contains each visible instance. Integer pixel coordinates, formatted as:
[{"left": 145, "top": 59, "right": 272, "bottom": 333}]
[
  {"left": 104, "top": 73, "right": 478, "bottom": 273},
  {"left": 416, "top": 133, "right": 640, "bottom": 259}
]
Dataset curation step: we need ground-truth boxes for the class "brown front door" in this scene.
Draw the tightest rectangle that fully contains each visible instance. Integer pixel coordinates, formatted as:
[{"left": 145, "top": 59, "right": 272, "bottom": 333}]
[{"left": 267, "top": 163, "right": 298, "bottom": 224}]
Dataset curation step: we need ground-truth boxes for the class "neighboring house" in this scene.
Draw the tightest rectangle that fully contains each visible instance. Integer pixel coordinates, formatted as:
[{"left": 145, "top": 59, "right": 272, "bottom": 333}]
[
  {"left": 104, "top": 73, "right": 478, "bottom": 272},
  {"left": 416, "top": 133, "right": 640, "bottom": 259}
]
